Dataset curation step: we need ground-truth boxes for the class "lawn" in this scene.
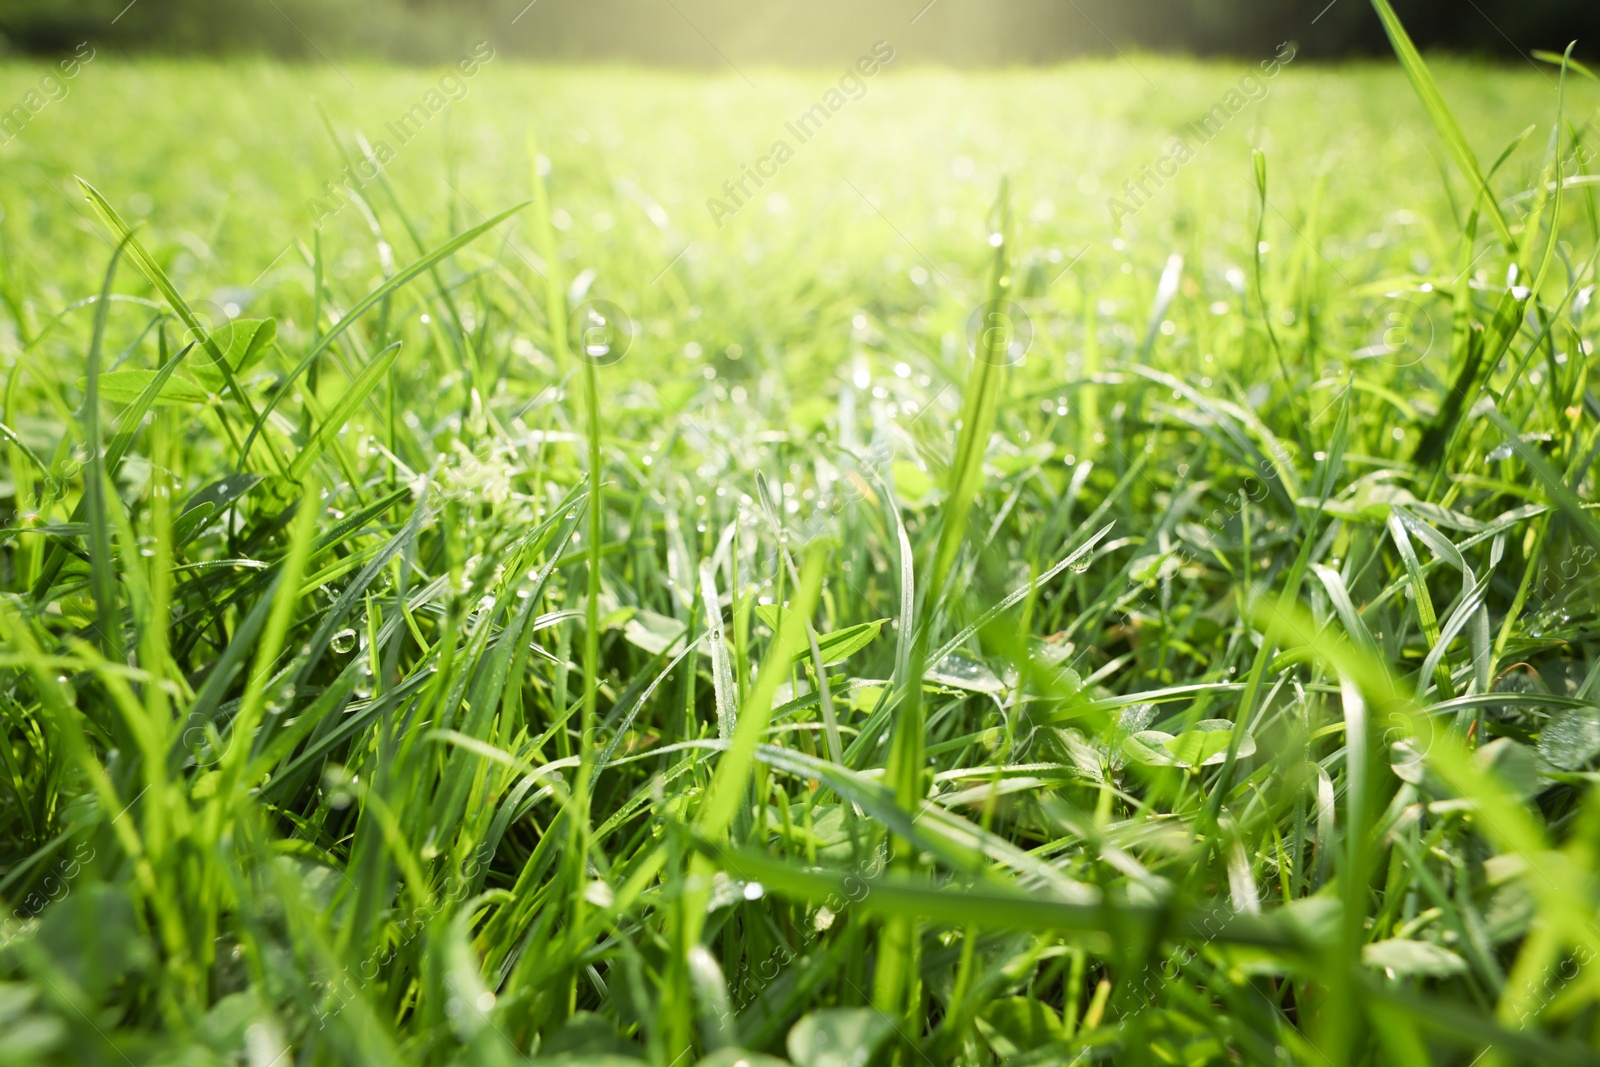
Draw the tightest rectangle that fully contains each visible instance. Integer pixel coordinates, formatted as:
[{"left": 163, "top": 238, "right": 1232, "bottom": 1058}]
[{"left": 1, "top": 11, "right": 1600, "bottom": 1067}]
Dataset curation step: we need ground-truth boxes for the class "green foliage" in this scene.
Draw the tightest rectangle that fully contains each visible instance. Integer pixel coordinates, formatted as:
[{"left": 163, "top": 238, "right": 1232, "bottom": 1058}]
[{"left": 1, "top": 19, "right": 1600, "bottom": 1067}]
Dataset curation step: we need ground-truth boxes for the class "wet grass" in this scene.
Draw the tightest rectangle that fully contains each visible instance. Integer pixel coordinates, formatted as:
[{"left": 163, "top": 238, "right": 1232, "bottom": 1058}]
[{"left": 2, "top": 9, "right": 1600, "bottom": 1066}]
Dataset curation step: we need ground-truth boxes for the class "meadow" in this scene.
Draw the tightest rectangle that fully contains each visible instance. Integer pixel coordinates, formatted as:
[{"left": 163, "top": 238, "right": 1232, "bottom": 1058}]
[{"left": 1, "top": 5, "right": 1600, "bottom": 1064}]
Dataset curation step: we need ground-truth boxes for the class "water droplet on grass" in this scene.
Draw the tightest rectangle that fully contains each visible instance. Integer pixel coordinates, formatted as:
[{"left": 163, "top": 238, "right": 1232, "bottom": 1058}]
[{"left": 330, "top": 629, "right": 357, "bottom": 654}]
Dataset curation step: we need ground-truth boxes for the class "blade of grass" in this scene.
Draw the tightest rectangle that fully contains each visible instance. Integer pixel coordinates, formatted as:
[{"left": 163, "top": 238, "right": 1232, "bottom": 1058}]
[
  {"left": 240, "top": 200, "right": 531, "bottom": 463},
  {"left": 286, "top": 340, "right": 401, "bottom": 482},
  {"left": 81, "top": 241, "right": 127, "bottom": 665},
  {"left": 1368, "top": 0, "right": 1517, "bottom": 250}
]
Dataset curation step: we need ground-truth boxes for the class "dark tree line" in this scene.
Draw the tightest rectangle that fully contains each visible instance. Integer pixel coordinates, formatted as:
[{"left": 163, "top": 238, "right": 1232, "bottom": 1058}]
[{"left": 0, "top": 0, "right": 1595, "bottom": 63}]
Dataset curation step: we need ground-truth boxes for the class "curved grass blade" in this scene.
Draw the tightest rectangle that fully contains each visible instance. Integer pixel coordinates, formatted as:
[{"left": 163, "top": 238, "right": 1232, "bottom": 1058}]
[
  {"left": 240, "top": 200, "right": 531, "bottom": 462},
  {"left": 286, "top": 340, "right": 401, "bottom": 482},
  {"left": 1368, "top": 0, "right": 1516, "bottom": 250},
  {"left": 82, "top": 240, "right": 127, "bottom": 663},
  {"left": 77, "top": 179, "right": 261, "bottom": 462}
]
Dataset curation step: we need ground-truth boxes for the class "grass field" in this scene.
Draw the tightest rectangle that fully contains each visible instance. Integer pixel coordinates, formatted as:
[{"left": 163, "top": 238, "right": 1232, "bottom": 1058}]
[{"left": 2, "top": 6, "right": 1600, "bottom": 1065}]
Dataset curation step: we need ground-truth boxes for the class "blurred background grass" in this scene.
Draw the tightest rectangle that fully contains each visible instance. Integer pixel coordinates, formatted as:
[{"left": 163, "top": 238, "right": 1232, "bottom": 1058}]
[
  {"left": 0, "top": 57, "right": 1566, "bottom": 385},
  {"left": 0, "top": 0, "right": 1597, "bottom": 64}
]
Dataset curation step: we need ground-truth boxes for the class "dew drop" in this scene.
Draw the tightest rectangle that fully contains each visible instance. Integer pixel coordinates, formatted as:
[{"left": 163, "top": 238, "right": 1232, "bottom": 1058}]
[{"left": 330, "top": 628, "right": 357, "bottom": 654}]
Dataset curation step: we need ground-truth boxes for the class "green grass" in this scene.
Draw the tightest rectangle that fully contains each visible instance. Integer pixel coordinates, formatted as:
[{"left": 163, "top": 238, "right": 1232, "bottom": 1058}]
[{"left": 2, "top": 15, "right": 1600, "bottom": 1066}]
